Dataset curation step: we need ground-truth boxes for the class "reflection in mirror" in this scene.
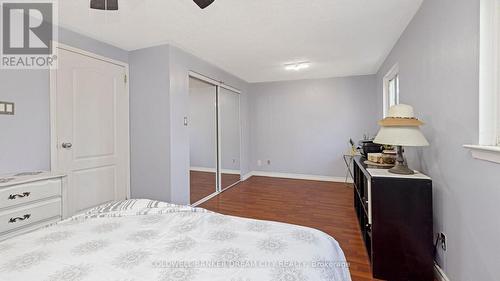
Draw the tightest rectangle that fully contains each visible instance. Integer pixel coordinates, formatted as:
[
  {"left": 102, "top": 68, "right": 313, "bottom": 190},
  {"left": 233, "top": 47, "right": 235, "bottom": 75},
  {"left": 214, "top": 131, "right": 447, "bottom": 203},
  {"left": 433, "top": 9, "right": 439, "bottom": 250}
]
[
  {"left": 189, "top": 77, "right": 217, "bottom": 204},
  {"left": 219, "top": 87, "right": 241, "bottom": 189}
]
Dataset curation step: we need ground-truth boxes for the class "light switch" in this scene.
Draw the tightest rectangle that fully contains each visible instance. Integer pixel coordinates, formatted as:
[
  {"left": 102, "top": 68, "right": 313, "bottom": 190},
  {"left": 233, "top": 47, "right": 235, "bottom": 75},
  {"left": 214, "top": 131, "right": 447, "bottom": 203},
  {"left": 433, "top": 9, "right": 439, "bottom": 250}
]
[{"left": 0, "top": 101, "right": 14, "bottom": 115}]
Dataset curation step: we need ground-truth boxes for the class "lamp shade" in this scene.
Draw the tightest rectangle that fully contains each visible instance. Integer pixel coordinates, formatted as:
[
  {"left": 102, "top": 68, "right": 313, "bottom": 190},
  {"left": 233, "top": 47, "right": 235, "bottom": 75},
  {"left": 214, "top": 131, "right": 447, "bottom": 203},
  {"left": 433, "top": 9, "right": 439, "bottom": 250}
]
[{"left": 374, "top": 126, "right": 429, "bottom": 147}]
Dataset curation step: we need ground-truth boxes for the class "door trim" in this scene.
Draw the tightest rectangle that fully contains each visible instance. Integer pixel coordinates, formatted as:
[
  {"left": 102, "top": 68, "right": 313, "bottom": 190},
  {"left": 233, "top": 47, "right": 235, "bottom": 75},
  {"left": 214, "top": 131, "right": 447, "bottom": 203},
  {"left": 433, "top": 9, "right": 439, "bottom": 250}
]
[
  {"left": 218, "top": 86, "right": 242, "bottom": 192},
  {"left": 49, "top": 42, "right": 131, "bottom": 202}
]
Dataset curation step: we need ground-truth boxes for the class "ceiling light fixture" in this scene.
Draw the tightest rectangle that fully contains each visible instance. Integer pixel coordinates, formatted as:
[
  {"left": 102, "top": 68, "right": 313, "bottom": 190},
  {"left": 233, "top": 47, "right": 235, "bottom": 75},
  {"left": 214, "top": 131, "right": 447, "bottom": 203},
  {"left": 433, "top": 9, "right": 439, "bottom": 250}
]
[{"left": 284, "top": 61, "right": 311, "bottom": 71}]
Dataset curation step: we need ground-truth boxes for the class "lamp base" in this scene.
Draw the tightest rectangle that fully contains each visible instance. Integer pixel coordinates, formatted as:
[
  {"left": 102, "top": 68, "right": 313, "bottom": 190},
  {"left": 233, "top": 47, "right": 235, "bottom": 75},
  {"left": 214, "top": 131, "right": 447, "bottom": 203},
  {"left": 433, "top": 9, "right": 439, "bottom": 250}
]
[
  {"left": 388, "top": 146, "right": 415, "bottom": 175},
  {"left": 389, "top": 164, "right": 415, "bottom": 175}
]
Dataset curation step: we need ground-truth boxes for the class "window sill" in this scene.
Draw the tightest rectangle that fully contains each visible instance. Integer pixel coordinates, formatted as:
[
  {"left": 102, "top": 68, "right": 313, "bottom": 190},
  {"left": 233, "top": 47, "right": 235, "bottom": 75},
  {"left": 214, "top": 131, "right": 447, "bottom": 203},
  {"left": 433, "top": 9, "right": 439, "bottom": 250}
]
[{"left": 463, "top": 145, "right": 500, "bottom": 164}]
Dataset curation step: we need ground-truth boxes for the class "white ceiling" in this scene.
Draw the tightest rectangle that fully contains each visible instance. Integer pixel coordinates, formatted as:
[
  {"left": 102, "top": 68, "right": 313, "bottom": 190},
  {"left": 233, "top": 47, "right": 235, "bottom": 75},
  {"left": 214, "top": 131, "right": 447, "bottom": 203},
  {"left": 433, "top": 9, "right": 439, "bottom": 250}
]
[{"left": 58, "top": 0, "right": 423, "bottom": 83}]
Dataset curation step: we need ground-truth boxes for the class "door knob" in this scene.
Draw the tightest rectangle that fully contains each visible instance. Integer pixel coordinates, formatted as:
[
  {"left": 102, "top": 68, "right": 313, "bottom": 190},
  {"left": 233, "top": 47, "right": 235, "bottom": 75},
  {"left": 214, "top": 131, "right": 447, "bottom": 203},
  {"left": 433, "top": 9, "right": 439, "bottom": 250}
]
[{"left": 62, "top": 142, "right": 73, "bottom": 149}]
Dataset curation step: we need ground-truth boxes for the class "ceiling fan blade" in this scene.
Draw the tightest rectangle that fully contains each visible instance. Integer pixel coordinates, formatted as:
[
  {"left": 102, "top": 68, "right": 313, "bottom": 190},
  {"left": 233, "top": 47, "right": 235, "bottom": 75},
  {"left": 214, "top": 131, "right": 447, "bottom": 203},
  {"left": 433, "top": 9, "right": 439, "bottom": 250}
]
[
  {"left": 106, "top": 0, "right": 118, "bottom": 10},
  {"left": 90, "top": 0, "right": 118, "bottom": 10},
  {"left": 90, "top": 0, "right": 105, "bottom": 10},
  {"left": 193, "top": 0, "right": 216, "bottom": 9}
]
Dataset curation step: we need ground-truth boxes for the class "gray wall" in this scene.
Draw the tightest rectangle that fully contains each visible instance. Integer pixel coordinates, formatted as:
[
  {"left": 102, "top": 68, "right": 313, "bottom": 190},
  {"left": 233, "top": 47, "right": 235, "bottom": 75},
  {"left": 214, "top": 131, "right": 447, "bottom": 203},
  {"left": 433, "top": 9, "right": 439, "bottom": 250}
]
[
  {"left": 0, "top": 70, "right": 49, "bottom": 174},
  {"left": 0, "top": 27, "right": 128, "bottom": 175},
  {"left": 129, "top": 44, "right": 250, "bottom": 204},
  {"left": 377, "top": 0, "right": 500, "bottom": 280},
  {"left": 188, "top": 85, "right": 217, "bottom": 169},
  {"left": 129, "top": 45, "right": 170, "bottom": 202},
  {"left": 249, "top": 75, "right": 378, "bottom": 177},
  {"left": 58, "top": 28, "right": 129, "bottom": 63}
]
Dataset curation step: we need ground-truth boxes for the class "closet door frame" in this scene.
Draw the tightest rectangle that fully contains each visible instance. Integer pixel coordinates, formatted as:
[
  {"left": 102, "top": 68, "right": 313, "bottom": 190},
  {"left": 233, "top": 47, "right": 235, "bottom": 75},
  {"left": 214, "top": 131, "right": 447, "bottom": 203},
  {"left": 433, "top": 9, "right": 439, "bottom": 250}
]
[
  {"left": 188, "top": 74, "right": 219, "bottom": 205},
  {"left": 218, "top": 87, "right": 242, "bottom": 192},
  {"left": 188, "top": 71, "right": 242, "bottom": 205}
]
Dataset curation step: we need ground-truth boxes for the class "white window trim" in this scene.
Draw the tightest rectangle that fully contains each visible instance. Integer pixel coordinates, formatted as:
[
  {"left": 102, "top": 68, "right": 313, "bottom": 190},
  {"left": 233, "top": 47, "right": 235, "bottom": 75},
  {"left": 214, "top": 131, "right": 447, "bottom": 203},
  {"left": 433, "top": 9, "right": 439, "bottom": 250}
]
[
  {"left": 382, "top": 63, "right": 399, "bottom": 117},
  {"left": 464, "top": 0, "right": 500, "bottom": 164},
  {"left": 463, "top": 145, "right": 500, "bottom": 164}
]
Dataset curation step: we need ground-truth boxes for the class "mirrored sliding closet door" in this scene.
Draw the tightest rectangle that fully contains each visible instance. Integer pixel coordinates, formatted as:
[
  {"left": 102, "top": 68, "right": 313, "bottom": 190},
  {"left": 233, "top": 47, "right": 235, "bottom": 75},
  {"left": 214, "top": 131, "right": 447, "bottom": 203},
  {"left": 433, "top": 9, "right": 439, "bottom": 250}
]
[
  {"left": 219, "top": 87, "right": 241, "bottom": 190},
  {"left": 188, "top": 74, "right": 242, "bottom": 205},
  {"left": 189, "top": 77, "right": 218, "bottom": 204}
]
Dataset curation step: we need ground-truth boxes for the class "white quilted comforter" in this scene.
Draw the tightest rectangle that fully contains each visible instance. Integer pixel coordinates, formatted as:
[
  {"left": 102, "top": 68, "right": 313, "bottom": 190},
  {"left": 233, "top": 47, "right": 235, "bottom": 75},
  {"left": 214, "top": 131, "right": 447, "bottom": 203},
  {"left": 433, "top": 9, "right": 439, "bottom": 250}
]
[{"left": 0, "top": 199, "right": 351, "bottom": 281}]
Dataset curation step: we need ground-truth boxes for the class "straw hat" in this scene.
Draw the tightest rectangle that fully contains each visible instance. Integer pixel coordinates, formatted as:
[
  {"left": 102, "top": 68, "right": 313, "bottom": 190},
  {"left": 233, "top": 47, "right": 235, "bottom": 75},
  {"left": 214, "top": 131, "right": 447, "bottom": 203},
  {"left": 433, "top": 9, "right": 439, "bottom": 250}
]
[
  {"left": 374, "top": 104, "right": 429, "bottom": 147},
  {"left": 378, "top": 104, "right": 424, "bottom": 127}
]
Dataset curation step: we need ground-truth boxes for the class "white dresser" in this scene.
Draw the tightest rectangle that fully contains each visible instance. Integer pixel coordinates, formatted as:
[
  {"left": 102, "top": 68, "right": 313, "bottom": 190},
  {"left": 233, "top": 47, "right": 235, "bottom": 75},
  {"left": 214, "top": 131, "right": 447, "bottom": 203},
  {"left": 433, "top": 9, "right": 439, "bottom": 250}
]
[{"left": 0, "top": 172, "right": 66, "bottom": 241}]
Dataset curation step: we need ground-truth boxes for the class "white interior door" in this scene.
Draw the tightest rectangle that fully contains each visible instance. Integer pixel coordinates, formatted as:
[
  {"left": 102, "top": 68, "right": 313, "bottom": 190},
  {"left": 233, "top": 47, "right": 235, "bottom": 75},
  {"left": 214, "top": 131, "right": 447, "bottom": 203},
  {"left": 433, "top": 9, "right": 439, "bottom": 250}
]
[{"left": 54, "top": 48, "right": 129, "bottom": 216}]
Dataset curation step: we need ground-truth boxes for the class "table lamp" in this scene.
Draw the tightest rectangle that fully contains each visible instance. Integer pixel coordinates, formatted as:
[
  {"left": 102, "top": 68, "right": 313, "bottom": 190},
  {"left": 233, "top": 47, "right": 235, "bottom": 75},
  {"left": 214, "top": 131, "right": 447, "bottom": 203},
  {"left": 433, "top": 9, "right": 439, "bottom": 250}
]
[{"left": 373, "top": 104, "right": 429, "bottom": 175}]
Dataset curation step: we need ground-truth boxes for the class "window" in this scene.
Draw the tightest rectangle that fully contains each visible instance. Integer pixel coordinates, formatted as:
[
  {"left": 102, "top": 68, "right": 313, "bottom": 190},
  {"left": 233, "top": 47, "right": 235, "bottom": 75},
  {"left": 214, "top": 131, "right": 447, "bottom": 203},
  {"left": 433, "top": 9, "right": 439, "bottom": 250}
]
[
  {"left": 388, "top": 74, "right": 399, "bottom": 108},
  {"left": 383, "top": 64, "right": 400, "bottom": 117},
  {"left": 478, "top": 0, "right": 500, "bottom": 146},
  {"left": 491, "top": 0, "right": 500, "bottom": 147},
  {"left": 464, "top": 0, "right": 500, "bottom": 164}
]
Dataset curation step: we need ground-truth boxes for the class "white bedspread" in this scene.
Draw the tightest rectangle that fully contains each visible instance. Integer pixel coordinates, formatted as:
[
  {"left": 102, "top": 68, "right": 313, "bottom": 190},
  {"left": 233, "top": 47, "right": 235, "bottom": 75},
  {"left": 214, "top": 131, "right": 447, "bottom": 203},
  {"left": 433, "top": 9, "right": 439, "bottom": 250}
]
[{"left": 0, "top": 199, "right": 351, "bottom": 281}]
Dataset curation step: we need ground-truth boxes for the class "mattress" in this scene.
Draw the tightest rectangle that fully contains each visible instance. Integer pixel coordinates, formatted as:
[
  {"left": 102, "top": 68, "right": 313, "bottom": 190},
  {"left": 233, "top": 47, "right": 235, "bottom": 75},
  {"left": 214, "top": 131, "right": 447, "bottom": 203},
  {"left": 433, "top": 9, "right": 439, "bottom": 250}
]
[{"left": 0, "top": 199, "right": 352, "bottom": 281}]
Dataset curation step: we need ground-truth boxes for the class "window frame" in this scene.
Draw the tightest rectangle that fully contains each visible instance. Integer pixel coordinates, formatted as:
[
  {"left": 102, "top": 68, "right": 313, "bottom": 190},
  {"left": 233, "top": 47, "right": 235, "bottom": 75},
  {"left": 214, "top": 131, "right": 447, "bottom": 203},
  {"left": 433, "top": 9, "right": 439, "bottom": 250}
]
[
  {"left": 479, "top": 0, "right": 500, "bottom": 146},
  {"left": 464, "top": 0, "right": 500, "bottom": 164},
  {"left": 382, "top": 63, "right": 400, "bottom": 117}
]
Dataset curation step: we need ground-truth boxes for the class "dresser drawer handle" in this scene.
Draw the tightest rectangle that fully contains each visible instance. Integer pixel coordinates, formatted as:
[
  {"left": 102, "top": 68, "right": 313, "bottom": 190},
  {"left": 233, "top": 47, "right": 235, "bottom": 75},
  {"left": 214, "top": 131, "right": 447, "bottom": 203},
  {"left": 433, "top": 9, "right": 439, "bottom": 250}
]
[
  {"left": 8, "top": 192, "right": 31, "bottom": 200},
  {"left": 8, "top": 214, "right": 31, "bottom": 223}
]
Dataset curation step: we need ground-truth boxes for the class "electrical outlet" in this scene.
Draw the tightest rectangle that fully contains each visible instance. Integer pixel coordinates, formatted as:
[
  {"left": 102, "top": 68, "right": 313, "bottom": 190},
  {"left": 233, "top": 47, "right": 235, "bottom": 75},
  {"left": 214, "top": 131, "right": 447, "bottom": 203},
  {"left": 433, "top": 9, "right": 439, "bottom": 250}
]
[
  {"left": 257, "top": 160, "right": 262, "bottom": 167},
  {"left": 0, "top": 101, "right": 14, "bottom": 115},
  {"left": 267, "top": 160, "right": 271, "bottom": 165},
  {"left": 439, "top": 233, "right": 447, "bottom": 251}
]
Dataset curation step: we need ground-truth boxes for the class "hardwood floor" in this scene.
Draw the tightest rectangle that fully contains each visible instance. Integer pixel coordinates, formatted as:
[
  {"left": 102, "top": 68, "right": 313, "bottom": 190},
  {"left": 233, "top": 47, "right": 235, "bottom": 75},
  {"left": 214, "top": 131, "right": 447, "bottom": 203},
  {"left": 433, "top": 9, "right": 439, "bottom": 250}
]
[
  {"left": 221, "top": 173, "right": 241, "bottom": 189},
  {"left": 190, "top": 171, "right": 242, "bottom": 204},
  {"left": 200, "top": 176, "right": 381, "bottom": 281},
  {"left": 190, "top": 171, "right": 217, "bottom": 204}
]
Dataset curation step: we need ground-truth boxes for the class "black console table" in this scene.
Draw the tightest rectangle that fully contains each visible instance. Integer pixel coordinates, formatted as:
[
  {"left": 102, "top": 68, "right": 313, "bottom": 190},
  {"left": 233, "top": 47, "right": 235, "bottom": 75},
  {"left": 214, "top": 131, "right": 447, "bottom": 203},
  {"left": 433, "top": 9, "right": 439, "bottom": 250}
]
[{"left": 353, "top": 156, "right": 434, "bottom": 281}]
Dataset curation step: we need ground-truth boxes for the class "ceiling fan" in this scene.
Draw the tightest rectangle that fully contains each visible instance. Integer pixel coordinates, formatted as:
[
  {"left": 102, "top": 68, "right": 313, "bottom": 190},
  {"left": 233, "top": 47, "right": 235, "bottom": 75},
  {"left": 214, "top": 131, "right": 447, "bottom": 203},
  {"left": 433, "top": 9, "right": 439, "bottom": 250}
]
[
  {"left": 192, "top": 0, "right": 216, "bottom": 9},
  {"left": 90, "top": 0, "right": 216, "bottom": 10}
]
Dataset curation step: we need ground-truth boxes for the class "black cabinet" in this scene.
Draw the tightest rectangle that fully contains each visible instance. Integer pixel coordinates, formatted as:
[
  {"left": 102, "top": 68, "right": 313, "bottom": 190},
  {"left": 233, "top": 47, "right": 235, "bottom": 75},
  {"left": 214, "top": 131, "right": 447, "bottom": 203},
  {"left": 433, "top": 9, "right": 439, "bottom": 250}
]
[{"left": 353, "top": 156, "right": 434, "bottom": 281}]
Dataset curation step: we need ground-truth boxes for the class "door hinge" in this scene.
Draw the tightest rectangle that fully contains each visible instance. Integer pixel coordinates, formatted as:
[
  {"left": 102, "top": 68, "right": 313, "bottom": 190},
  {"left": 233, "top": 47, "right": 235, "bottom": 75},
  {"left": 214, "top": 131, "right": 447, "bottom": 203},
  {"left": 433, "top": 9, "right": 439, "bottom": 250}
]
[{"left": 124, "top": 74, "right": 128, "bottom": 84}]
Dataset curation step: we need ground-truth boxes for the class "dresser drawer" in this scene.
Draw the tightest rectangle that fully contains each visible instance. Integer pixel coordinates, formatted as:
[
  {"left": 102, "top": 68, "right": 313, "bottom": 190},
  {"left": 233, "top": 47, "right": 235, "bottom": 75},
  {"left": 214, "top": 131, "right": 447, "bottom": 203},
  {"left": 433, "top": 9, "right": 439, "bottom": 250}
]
[
  {"left": 0, "top": 199, "right": 61, "bottom": 234},
  {"left": 0, "top": 179, "right": 61, "bottom": 209}
]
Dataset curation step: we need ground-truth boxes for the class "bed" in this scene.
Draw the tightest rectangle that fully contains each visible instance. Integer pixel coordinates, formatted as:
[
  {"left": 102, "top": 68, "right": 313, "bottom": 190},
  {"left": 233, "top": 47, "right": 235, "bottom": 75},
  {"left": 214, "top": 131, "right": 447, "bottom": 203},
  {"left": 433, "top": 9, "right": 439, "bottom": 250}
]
[{"left": 0, "top": 199, "right": 352, "bottom": 281}]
